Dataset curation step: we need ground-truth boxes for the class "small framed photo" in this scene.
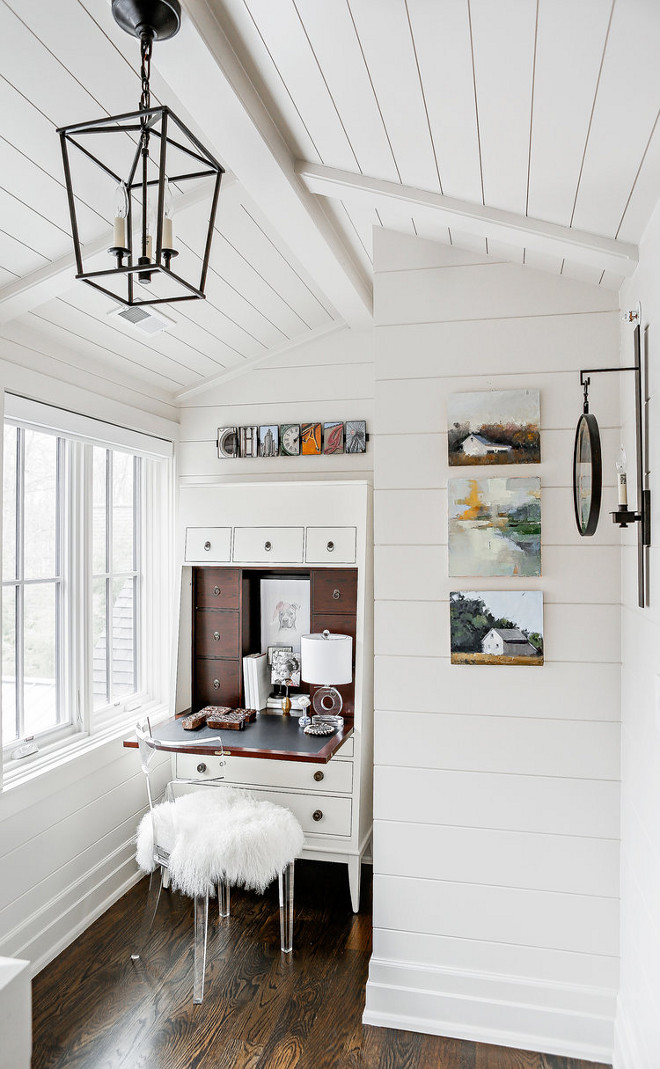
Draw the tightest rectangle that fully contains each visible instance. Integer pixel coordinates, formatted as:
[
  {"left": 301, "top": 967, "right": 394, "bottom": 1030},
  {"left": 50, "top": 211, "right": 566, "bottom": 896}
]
[
  {"left": 260, "top": 577, "right": 310, "bottom": 655},
  {"left": 301, "top": 422, "right": 322, "bottom": 455},
  {"left": 267, "top": 643, "right": 293, "bottom": 666},
  {"left": 259, "top": 425, "right": 279, "bottom": 457},
  {"left": 217, "top": 426, "right": 239, "bottom": 458},
  {"left": 279, "top": 424, "right": 300, "bottom": 456},
  {"left": 323, "top": 421, "right": 344, "bottom": 455},
  {"left": 271, "top": 649, "right": 301, "bottom": 687},
  {"left": 239, "top": 425, "right": 259, "bottom": 457},
  {"left": 345, "top": 420, "right": 367, "bottom": 453}
]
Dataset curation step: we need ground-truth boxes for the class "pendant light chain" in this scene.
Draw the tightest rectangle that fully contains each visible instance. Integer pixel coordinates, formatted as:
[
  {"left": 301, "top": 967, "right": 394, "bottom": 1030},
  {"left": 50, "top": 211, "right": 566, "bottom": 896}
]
[
  {"left": 140, "top": 35, "right": 153, "bottom": 113},
  {"left": 139, "top": 34, "right": 154, "bottom": 265}
]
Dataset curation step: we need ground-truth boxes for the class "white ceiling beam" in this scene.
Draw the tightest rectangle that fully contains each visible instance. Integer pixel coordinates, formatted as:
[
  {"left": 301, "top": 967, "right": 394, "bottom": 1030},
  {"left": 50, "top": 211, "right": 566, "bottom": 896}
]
[
  {"left": 296, "top": 162, "right": 639, "bottom": 278},
  {"left": 153, "top": 0, "right": 372, "bottom": 327},
  {"left": 0, "top": 175, "right": 235, "bottom": 325}
]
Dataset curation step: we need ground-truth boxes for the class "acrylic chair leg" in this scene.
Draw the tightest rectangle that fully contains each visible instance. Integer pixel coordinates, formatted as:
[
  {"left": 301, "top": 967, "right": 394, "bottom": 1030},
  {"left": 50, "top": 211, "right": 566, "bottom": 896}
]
[
  {"left": 131, "top": 866, "right": 164, "bottom": 962},
  {"left": 193, "top": 894, "right": 209, "bottom": 1004},
  {"left": 278, "top": 861, "right": 294, "bottom": 953},
  {"left": 218, "top": 877, "right": 230, "bottom": 918}
]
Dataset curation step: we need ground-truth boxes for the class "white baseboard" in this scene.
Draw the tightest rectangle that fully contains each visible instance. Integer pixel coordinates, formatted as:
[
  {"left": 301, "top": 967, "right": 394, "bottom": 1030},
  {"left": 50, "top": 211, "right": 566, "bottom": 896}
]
[
  {"left": 3, "top": 840, "right": 143, "bottom": 978},
  {"left": 364, "top": 959, "right": 615, "bottom": 1065}
]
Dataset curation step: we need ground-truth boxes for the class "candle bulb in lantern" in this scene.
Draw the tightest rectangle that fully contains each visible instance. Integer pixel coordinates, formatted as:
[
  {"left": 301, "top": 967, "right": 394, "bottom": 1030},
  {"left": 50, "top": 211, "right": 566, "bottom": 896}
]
[
  {"left": 145, "top": 197, "right": 156, "bottom": 261},
  {"left": 163, "top": 179, "right": 175, "bottom": 250},
  {"left": 616, "top": 445, "right": 628, "bottom": 508},
  {"left": 112, "top": 181, "right": 128, "bottom": 250}
]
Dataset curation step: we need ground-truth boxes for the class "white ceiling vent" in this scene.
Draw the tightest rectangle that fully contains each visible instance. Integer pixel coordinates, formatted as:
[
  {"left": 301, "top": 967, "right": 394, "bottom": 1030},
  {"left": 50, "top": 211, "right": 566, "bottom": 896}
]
[{"left": 108, "top": 304, "right": 174, "bottom": 336}]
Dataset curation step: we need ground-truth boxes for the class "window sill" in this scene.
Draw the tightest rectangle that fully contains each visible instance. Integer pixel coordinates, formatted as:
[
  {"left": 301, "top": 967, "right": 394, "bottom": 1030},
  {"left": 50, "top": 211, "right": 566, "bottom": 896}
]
[{"left": 1, "top": 702, "right": 171, "bottom": 794}]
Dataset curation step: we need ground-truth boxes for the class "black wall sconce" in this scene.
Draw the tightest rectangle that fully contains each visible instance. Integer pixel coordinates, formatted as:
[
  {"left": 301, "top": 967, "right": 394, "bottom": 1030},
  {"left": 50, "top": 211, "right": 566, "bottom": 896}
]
[{"left": 573, "top": 313, "right": 650, "bottom": 607}]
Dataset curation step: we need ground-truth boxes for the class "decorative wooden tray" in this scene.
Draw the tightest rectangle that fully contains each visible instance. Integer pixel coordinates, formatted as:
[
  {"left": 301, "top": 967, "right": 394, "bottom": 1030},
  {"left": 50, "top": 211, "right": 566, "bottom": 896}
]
[{"left": 203, "top": 707, "right": 257, "bottom": 730}]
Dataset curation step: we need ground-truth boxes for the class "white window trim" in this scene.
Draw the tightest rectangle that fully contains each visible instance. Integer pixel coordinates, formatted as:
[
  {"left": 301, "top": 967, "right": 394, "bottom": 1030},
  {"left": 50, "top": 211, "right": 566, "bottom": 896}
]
[{"left": 1, "top": 397, "right": 175, "bottom": 789}]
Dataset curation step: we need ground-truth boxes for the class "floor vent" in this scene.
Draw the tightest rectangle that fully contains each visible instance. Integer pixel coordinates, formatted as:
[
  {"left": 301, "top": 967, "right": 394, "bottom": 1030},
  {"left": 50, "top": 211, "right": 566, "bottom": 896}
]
[{"left": 108, "top": 304, "right": 174, "bottom": 335}]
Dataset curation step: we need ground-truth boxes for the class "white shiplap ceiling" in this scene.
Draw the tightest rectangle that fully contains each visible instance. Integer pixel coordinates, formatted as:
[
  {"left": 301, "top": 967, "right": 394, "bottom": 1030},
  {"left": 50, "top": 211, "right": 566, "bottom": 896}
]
[{"left": 0, "top": 0, "right": 659, "bottom": 403}]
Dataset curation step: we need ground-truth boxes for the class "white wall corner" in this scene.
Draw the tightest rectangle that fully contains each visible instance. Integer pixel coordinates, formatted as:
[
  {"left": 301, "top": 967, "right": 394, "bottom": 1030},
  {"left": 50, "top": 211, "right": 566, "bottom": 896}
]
[
  {"left": 613, "top": 996, "right": 651, "bottom": 1069},
  {"left": 364, "top": 960, "right": 615, "bottom": 1065}
]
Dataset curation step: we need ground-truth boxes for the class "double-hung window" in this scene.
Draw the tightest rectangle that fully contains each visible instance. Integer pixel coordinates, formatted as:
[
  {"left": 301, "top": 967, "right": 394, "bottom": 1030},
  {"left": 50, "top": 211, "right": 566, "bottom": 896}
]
[{"left": 2, "top": 396, "right": 173, "bottom": 767}]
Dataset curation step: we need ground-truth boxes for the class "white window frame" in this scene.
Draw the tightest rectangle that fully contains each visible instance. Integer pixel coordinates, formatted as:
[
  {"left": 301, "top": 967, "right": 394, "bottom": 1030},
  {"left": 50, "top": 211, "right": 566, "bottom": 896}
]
[
  {"left": 2, "top": 425, "right": 68, "bottom": 748},
  {"left": 1, "top": 395, "right": 174, "bottom": 778}
]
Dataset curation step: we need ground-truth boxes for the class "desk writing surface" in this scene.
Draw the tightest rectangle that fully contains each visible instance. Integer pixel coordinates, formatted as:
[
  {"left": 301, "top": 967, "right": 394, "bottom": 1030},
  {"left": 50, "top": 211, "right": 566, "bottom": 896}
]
[{"left": 124, "top": 711, "right": 353, "bottom": 763}]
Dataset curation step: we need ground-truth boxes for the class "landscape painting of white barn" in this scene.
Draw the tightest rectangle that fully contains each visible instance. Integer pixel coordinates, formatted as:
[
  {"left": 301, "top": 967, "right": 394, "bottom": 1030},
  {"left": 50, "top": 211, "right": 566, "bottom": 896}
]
[
  {"left": 450, "top": 590, "right": 543, "bottom": 666},
  {"left": 448, "top": 389, "right": 541, "bottom": 466}
]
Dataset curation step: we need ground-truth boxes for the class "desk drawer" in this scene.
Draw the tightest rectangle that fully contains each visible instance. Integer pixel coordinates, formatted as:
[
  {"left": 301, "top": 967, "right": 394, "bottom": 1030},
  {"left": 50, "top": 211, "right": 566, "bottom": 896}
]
[
  {"left": 312, "top": 569, "right": 357, "bottom": 614},
  {"left": 172, "top": 774, "right": 351, "bottom": 837},
  {"left": 193, "top": 658, "right": 241, "bottom": 708},
  {"left": 244, "top": 789, "right": 352, "bottom": 838},
  {"left": 185, "top": 527, "right": 231, "bottom": 563},
  {"left": 178, "top": 753, "right": 353, "bottom": 794},
  {"left": 306, "top": 527, "right": 356, "bottom": 564},
  {"left": 233, "top": 526, "right": 304, "bottom": 564},
  {"left": 194, "top": 610, "right": 240, "bottom": 660},
  {"left": 194, "top": 568, "right": 240, "bottom": 609}
]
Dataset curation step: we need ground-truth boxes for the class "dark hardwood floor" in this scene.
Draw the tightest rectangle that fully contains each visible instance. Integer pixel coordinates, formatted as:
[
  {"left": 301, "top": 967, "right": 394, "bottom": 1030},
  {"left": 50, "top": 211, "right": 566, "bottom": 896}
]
[{"left": 32, "top": 862, "right": 611, "bottom": 1069}]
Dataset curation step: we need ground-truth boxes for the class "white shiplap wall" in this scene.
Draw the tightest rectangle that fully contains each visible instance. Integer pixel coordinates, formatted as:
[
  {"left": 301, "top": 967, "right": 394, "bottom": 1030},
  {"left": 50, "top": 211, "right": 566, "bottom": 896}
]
[
  {"left": 0, "top": 356, "right": 173, "bottom": 975},
  {"left": 177, "top": 326, "right": 374, "bottom": 483},
  {"left": 614, "top": 202, "right": 660, "bottom": 1069},
  {"left": 365, "top": 228, "right": 621, "bottom": 1063}
]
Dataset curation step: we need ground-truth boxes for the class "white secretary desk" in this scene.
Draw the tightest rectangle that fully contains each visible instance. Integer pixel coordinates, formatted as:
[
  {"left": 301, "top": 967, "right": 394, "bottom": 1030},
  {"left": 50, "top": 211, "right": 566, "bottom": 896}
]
[{"left": 173, "top": 480, "right": 373, "bottom": 911}]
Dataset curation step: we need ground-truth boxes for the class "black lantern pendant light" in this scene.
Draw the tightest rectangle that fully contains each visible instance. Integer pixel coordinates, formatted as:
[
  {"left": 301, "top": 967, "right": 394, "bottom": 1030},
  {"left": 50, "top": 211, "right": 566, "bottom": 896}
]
[{"left": 57, "top": 0, "right": 224, "bottom": 307}]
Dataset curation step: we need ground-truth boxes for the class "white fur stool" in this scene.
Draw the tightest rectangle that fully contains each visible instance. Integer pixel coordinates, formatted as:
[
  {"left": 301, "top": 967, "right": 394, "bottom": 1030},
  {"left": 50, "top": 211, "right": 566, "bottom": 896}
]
[{"left": 132, "top": 724, "right": 304, "bottom": 1004}]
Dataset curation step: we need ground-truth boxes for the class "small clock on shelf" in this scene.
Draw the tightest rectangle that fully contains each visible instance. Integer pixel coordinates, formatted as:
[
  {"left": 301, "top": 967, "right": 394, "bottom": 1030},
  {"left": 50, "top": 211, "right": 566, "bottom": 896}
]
[{"left": 279, "top": 423, "right": 300, "bottom": 457}]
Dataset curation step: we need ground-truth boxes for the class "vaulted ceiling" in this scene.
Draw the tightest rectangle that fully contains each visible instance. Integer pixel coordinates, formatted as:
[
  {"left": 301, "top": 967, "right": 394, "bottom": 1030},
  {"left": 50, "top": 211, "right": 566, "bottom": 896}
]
[{"left": 0, "top": 0, "right": 658, "bottom": 405}]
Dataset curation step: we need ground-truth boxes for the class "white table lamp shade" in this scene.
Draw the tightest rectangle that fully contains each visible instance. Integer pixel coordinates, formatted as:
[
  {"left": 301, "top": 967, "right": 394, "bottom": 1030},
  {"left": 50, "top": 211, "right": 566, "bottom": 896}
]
[{"left": 300, "top": 632, "right": 352, "bottom": 685}]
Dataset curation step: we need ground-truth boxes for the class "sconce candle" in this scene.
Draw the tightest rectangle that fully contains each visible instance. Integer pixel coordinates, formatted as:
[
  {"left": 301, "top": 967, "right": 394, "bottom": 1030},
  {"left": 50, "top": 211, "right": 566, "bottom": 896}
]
[
  {"left": 112, "top": 181, "right": 129, "bottom": 250},
  {"left": 616, "top": 446, "right": 628, "bottom": 507}
]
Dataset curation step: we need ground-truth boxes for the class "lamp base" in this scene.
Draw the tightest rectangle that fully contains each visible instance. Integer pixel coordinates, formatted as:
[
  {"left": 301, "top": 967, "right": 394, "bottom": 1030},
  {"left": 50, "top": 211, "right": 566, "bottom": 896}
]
[{"left": 312, "top": 686, "right": 343, "bottom": 718}]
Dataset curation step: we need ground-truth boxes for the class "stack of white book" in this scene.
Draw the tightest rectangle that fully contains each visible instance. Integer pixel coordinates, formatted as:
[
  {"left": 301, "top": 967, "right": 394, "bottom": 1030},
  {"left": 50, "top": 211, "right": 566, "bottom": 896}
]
[
  {"left": 242, "top": 653, "right": 270, "bottom": 710},
  {"left": 266, "top": 694, "right": 309, "bottom": 711}
]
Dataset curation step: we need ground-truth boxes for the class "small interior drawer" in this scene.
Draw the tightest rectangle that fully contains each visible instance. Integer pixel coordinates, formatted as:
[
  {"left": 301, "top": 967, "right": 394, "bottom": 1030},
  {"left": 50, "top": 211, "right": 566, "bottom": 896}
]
[
  {"left": 194, "top": 610, "right": 240, "bottom": 659},
  {"left": 312, "top": 569, "right": 358, "bottom": 615},
  {"left": 194, "top": 568, "right": 240, "bottom": 609},
  {"left": 185, "top": 527, "right": 232, "bottom": 563},
  {"left": 306, "top": 527, "right": 357, "bottom": 564},
  {"left": 193, "top": 657, "right": 241, "bottom": 708},
  {"left": 232, "top": 526, "right": 304, "bottom": 564}
]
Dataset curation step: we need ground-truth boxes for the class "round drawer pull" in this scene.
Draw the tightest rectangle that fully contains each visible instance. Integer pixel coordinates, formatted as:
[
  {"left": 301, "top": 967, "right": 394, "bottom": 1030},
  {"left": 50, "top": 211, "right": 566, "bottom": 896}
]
[
  {"left": 312, "top": 809, "right": 323, "bottom": 822},
  {"left": 313, "top": 771, "right": 324, "bottom": 782},
  {"left": 204, "top": 541, "right": 211, "bottom": 552},
  {"left": 326, "top": 540, "right": 335, "bottom": 552},
  {"left": 264, "top": 540, "right": 272, "bottom": 551},
  {"left": 213, "top": 586, "right": 221, "bottom": 596},
  {"left": 197, "top": 762, "right": 207, "bottom": 773},
  {"left": 213, "top": 631, "right": 220, "bottom": 641},
  {"left": 332, "top": 589, "right": 341, "bottom": 600},
  {"left": 213, "top": 679, "right": 220, "bottom": 689}
]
